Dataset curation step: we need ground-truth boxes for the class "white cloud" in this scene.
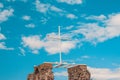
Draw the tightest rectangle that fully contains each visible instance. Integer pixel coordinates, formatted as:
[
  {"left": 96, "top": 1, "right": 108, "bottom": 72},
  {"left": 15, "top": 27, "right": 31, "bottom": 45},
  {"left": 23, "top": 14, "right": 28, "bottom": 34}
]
[
  {"left": 107, "top": 13, "right": 120, "bottom": 26},
  {"left": 0, "top": 3, "right": 4, "bottom": 8},
  {"left": 57, "top": 0, "right": 82, "bottom": 5},
  {"left": 22, "top": 15, "right": 31, "bottom": 21},
  {"left": 85, "top": 14, "right": 107, "bottom": 21},
  {"left": 35, "top": 0, "right": 64, "bottom": 13},
  {"left": 22, "top": 32, "right": 77, "bottom": 54},
  {"left": 7, "top": 0, "right": 28, "bottom": 2},
  {"left": 35, "top": 0, "right": 50, "bottom": 13},
  {"left": 21, "top": 13, "right": 120, "bottom": 54},
  {"left": 22, "top": 35, "right": 43, "bottom": 50},
  {"left": 54, "top": 71, "right": 68, "bottom": 76},
  {"left": 25, "top": 23, "right": 35, "bottom": 28},
  {"left": 73, "top": 23, "right": 107, "bottom": 44},
  {"left": 32, "top": 50, "right": 39, "bottom": 54},
  {"left": 81, "top": 55, "right": 90, "bottom": 59},
  {"left": 0, "top": 8, "right": 14, "bottom": 22},
  {"left": 88, "top": 67, "right": 120, "bottom": 80},
  {"left": 65, "top": 25, "right": 74, "bottom": 30},
  {"left": 19, "top": 47, "right": 25, "bottom": 56},
  {"left": 35, "top": 0, "right": 77, "bottom": 19},
  {"left": 44, "top": 40, "right": 76, "bottom": 54},
  {"left": 73, "top": 55, "right": 91, "bottom": 62},
  {"left": 0, "top": 28, "right": 14, "bottom": 50},
  {"left": 40, "top": 17, "right": 48, "bottom": 24},
  {"left": 66, "top": 14, "right": 77, "bottom": 19},
  {"left": 44, "top": 33, "right": 77, "bottom": 54},
  {"left": 22, "top": 35, "right": 44, "bottom": 54},
  {"left": 50, "top": 6, "right": 63, "bottom": 12},
  {"left": 0, "top": 42, "right": 6, "bottom": 49},
  {"left": 73, "top": 13, "right": 120, "bottom": 44},
  {"left": 0, "top": 42, "right": 14, "bottom": 50},
  {"left": 0, "top": 33, "right": 6, "bottom": 40}
]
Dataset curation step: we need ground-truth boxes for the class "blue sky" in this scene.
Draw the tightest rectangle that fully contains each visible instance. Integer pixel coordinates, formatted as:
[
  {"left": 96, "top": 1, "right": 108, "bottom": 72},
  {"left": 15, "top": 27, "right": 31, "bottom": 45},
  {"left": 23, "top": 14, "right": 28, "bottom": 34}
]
[{"left": 0, "top": 0, "right": 120, "bottom": 80}]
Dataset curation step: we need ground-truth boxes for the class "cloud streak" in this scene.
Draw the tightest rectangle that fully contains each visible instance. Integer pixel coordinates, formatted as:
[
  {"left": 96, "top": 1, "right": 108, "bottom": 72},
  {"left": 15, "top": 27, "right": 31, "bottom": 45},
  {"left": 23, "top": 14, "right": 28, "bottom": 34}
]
[
  {"left": 25, "top": 23, "right": 35, "bottom": 28},
  {"left": 0, "top": 33, "right": 6, "bottom": 40},
  {"left": 0, "top": 28, "right": 14, "bottom": 50},
  {"left": 35, "top": 0, "right": 77, "bottom": 19},
  {"left": 57, "top": 0, "right": 82, "bottom": 5},
  {"left": 35, "top": 0, "right": 63, "bottom": 14},
  {"left": 85, "top": 14, "right": 107, "bottom": 21},
  {"left": 0, "top": 8, "right": 14, "bottom": 22},
  {"left": 22, "top": 15, "right": 31, "bottom": 21},
  {"left": 0, "top": 42, "right": 14, "bottom": 50}
]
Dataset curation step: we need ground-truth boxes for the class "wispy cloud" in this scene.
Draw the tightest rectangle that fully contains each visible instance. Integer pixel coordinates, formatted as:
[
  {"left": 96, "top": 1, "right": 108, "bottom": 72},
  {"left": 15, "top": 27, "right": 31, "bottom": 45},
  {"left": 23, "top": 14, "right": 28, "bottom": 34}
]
[
  {"left": 6, "top": 0, "right": 28, "bottom": 2},
  {"left": 22, "top": 15, "right": 31, "bottom": 21},
  {"left": 70, "top": 55, "right": 91, "bottom": 62},
  {"left": 35, "top": 0, "right": 64, "bottom": 14},
  {"left": 0, "top": 8, "right": 14, "bottom": 23},
  {"left": 50, "top": 6, "right": 63, "bottom": 12},
  {"left": 0, "top": 33, "right": 6, "bottom": 40},
  {"left": 40, "top": 17, "right": 48, "bottom": 24},
  {"left": 65, "top": 25, "right": 74, "bottom": 30},
  {"left": 66, "top": 14, "right": 77, "bottom": 19},
  {"left": 19, "top": 47, "right": 25, "bottom": 56},
  {"left": 54, "top": 71, "right": 68, "bottom": 76},
  {"left": 35, "top": 0, "right": 77, "bottom": 19},
  {"left": 25, "top": 23, "right": 35, "bottom": 28},
  {"left": 57, "top": 0, "right": 82, "bottom": 5},
  {"left": 35, "top": 0, "right": 50, "bottom": 13},
  {"left": 85, "top": 14, "right": 107, "bottom": 21},
  {"left": 81, "top": 55, "right": 90, "bottom": 59},
  {"left": 0, "top": 42, "right": 14, "bottom": 50},
  {"left": 0, "top": 29, "right": 14, "bottom": 50}
]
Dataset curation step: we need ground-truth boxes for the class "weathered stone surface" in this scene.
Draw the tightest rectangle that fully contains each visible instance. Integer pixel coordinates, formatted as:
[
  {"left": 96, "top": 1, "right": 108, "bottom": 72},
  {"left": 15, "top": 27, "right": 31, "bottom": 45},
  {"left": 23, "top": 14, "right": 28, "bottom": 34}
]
[
  {"left": 68, "top": 65, "right": 91, "bottom": 80},
  {"left": 28, "top": 63, "right": 91, "bottom": 80},
  {"left": 27, "top": 63, "right": 54, "bottom": 80}
]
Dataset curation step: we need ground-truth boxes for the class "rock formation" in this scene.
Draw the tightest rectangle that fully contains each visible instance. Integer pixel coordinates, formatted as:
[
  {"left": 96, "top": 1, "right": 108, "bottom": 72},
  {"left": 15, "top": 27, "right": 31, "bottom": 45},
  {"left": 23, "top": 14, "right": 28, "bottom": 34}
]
[
  {"left": 27, "top": 63, "right": 91, "bottom": 80},
  {"left": 68, "top": 65, "right": 90, "bottom": 80},
  {"left": 27, "top": 63, "right": 54, "bottom": 80}
]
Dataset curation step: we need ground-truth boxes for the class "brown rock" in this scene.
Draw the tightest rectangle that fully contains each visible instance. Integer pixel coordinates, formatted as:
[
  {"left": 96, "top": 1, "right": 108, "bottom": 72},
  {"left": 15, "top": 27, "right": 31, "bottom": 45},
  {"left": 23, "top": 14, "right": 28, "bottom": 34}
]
[
  {"left": 68, "top": 65, "right": 91, "bottom": 80},
  {"left": 27, "top": 63, "right": 91, "bottom": 80},
  {"left": 27, "top": 63, "right": 54, "bottom": 80}
]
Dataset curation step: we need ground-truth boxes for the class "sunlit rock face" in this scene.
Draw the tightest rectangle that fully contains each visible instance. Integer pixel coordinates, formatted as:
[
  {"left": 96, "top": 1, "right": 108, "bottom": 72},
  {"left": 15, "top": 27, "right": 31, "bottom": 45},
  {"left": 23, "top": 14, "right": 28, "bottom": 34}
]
[
  {"left": 68, "top": 65, "right": 91, "bottom": 80},
  {"left": 27, "top": 63, "right": 54, "bottom": 80}
]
